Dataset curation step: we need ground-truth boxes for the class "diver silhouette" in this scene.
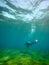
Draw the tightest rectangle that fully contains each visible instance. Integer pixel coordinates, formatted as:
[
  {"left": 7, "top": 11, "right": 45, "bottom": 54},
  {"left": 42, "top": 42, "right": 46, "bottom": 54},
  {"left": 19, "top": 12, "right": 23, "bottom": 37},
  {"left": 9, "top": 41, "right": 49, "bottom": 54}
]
[{"left": 25, "top": 39, "right": 38, "bottom": 48}]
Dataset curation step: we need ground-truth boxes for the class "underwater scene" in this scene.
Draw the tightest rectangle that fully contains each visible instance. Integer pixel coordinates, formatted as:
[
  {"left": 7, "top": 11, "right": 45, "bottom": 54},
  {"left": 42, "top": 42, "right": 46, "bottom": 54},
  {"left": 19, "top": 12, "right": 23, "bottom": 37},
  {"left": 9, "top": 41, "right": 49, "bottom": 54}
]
[{"left": 0, "top": 0, "right": 49, "bottom": 65}]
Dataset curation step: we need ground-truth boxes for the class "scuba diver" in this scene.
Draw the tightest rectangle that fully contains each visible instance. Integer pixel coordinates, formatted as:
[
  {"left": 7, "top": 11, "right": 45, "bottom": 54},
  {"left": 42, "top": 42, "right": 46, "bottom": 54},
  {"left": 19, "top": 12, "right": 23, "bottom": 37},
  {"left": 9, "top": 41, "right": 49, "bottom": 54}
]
[{"left": 25, "top": 39, "right": 38, "bottom": 48}]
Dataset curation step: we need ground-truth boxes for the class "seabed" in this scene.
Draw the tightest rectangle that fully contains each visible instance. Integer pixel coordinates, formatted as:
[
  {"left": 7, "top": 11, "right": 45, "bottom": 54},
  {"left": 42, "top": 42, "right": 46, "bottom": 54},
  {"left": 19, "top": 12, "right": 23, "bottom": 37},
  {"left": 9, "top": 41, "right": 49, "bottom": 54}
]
[{"left": 0, "top": 49, "right": 49, "bottom": 65}]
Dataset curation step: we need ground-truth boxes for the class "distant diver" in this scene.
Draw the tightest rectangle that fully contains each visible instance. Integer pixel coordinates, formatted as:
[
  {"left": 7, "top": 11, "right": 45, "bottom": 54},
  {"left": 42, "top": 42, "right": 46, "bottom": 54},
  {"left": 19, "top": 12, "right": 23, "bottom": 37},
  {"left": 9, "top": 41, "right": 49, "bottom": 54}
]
[{"left": 25, "top": 39, "right": 38, "bottom": 48}]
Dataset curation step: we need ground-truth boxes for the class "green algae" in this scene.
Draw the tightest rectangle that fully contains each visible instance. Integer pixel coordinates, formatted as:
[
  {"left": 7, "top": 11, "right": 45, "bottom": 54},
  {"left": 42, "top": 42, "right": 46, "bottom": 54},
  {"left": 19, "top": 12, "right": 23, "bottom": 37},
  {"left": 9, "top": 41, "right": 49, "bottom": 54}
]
[{"left": 0, "top": 49, "right": 49, "bottom": 65}]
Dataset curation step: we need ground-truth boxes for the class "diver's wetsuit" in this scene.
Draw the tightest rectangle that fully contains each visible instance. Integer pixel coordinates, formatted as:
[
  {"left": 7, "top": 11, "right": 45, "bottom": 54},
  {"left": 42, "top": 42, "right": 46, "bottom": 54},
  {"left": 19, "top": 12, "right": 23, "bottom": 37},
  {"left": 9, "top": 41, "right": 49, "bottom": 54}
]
[
  {"left": 25, "top": 40, "right": 38, "bottom": 48},
  {"left": 25, "top": 42, "right": 34, "bottom": 48}
]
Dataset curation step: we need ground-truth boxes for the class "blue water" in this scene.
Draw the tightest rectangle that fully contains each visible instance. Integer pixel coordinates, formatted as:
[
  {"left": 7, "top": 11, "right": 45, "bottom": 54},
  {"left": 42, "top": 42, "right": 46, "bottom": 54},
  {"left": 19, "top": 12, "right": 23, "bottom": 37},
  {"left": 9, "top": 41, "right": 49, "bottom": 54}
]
[
  {"left": 0, "top": 0, "right": 49, "bottom": 52},
  {"left": 0, "top": 21, "right": 49, "bottom": 52}
]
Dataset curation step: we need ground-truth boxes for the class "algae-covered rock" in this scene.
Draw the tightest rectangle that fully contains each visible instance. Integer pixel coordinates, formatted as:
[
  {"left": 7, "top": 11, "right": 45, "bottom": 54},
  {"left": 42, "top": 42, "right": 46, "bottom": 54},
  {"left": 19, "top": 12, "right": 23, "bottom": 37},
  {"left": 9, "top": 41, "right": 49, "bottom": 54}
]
[
  {"left": 14, "top": 53, "right": 32, "bottom": 65},
  {"left": 0, "top": 49, "right": 49, "bottom": 65},
  {"left": 8, "top": 59, "right": 17, "bottom": 65},
  {"left": 19, "top": 56, "right": 31, "bottom": 65}
]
